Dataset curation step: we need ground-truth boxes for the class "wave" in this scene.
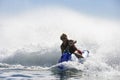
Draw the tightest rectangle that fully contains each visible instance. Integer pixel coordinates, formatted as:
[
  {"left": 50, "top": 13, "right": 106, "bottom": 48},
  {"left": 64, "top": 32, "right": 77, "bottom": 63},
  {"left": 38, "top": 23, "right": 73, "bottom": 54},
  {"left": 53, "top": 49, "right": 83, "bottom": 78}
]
[
  {"left": 0, "top": 6, "right": 120, "bottom": 73},
  {"left": 0, "top": 45, "right": 60, "bottom": 66}
]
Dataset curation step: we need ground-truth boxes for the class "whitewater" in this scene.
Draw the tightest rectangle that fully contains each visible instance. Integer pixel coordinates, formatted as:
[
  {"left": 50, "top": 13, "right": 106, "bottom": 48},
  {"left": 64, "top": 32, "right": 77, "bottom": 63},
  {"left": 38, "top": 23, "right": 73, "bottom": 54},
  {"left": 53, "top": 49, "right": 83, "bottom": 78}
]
[{"left": 0, "top": 6, "right": 120, "bottom": 80}]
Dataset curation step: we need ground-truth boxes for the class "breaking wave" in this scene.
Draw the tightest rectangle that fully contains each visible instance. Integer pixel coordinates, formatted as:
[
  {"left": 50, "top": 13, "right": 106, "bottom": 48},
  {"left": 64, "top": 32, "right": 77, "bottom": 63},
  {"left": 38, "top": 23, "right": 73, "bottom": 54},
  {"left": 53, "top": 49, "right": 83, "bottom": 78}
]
[{"left": 0, "top": 6, "right": 120, "bottom": 75}]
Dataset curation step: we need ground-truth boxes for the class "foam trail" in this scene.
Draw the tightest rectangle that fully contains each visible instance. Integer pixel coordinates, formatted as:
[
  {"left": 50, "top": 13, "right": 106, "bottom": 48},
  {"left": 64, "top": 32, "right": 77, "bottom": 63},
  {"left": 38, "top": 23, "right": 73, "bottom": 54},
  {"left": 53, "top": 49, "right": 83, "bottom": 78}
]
[{"left": 0, "top": 6, "right": 120, "bottom": 74}]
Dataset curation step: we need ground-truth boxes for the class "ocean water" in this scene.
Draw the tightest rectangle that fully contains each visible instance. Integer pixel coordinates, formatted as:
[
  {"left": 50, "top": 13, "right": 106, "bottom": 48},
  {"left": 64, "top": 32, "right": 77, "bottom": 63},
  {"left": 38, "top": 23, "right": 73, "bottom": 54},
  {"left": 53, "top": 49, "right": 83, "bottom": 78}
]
[{"left": 0, "top": 7, "right": 120, "bottom": 80}]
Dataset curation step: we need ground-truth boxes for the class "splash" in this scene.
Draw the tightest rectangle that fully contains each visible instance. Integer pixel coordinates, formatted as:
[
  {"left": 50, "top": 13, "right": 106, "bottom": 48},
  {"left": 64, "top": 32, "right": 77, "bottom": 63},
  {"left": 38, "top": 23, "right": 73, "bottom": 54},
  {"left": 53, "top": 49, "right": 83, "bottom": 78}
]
[{"left": 0, "top": 6, "right": 120, "bottom": 74}]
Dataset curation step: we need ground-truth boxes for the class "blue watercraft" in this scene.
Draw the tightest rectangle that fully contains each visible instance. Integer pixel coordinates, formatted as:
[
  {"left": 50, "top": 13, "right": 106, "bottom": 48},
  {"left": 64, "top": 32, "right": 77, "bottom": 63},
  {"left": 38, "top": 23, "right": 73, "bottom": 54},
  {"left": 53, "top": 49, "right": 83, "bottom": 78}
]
[{"left": 58, "top": 50, "right": 89, "bottom": 70}]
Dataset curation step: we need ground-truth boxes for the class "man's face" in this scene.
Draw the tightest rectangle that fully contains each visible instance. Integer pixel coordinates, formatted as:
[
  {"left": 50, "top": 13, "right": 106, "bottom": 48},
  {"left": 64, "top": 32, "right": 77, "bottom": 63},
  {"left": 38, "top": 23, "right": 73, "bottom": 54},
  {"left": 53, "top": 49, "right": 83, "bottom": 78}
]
[
  {"left": 69, "top": 41, "right": 74, "bottom": 46},
  {"left": 61, "top": 37, "right": 67, "bottom": 42}
]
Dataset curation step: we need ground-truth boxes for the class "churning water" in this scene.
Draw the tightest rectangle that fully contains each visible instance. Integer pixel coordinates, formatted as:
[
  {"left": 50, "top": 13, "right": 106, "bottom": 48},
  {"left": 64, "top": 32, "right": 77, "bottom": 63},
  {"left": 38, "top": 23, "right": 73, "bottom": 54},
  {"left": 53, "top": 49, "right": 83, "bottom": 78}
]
[{"left": 0, "top": 6, "right": 120, "bottom": 80}]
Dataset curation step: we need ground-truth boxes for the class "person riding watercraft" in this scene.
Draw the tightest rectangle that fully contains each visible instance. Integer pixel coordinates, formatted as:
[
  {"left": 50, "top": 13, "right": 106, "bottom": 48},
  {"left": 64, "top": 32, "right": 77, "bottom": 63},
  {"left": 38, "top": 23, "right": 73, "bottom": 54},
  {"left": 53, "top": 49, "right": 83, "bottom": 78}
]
[{"left": 60, "top": 33, "right": 83, "bottom": 58}]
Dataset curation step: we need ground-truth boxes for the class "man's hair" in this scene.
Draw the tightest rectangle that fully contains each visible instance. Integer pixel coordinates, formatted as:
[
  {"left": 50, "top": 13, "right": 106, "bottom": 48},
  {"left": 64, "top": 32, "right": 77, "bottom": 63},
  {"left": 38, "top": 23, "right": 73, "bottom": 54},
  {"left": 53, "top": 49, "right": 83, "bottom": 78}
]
[
  {"left": 69, "top": 39, "right": 76, "bottom": 44},
  {"left": 60, "top": 33, "right": 67, "bottom": 40}
]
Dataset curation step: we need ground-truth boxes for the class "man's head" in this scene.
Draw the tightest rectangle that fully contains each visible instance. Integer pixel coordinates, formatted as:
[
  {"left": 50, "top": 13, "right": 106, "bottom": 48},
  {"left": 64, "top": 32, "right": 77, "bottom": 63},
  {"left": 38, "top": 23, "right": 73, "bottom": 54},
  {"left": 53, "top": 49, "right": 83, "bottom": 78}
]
[
  {"left": 60, "top": 33, "right": 68, "bottom": 41},
  {"left": 68, "top": 40, "right": 74, "bottom": 46},
  {"left": 68, "top": 40, "right": 76, "bottom": 46}
]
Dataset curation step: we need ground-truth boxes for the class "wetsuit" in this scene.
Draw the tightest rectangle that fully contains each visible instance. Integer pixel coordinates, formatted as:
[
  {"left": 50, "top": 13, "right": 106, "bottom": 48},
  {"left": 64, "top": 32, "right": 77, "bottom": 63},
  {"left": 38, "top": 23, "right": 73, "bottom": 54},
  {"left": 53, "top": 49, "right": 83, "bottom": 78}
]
[
  {"left": 60, "top": 40, "right": 77, "bottom": 54},
  {"left": 61, "top": 40, "right": 83, "bottom": 58}
]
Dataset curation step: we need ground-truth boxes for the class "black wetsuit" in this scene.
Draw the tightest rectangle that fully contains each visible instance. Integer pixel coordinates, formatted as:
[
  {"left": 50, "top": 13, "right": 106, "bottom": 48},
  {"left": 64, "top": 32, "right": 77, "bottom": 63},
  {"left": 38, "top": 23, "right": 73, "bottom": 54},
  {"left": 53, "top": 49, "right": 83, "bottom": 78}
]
[{"left": 60, "top": 40, "right": 77, "bottom": 54}]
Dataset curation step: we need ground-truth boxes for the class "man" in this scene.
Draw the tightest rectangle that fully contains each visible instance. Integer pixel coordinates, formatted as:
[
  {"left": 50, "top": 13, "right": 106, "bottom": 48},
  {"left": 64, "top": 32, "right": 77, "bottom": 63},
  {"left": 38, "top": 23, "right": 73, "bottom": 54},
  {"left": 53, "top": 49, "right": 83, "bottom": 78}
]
[{"left": 60, "top": 33, "right": 83, "bottom": 58}]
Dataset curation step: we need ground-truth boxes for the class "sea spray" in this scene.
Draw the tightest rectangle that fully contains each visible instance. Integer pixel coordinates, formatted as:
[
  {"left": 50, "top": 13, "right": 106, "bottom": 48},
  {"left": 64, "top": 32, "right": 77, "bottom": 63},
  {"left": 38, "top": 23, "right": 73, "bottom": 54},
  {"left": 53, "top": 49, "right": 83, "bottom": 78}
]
[{"left": 0, "top": 6, "right": 120, "bottom": 74}]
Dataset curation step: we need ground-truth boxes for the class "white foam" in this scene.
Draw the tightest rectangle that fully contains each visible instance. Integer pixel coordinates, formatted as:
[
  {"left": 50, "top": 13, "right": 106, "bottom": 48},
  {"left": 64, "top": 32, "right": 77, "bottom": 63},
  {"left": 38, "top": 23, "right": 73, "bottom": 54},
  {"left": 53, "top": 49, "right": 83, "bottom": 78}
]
[{"left": 0, "top": 6, "right": 120, "bottom": 74}]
